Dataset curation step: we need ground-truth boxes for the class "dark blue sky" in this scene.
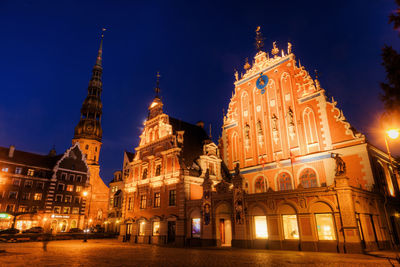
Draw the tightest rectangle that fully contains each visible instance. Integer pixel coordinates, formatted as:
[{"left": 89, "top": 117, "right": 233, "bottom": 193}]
[{"left": 0, "top": 0, "right": 399, "bottom": 184}]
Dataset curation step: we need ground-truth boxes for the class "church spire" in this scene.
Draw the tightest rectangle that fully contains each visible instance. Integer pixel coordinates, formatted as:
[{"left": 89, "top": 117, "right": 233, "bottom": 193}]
[
  {"left": 148, "top": 72, "right": 164, "bottom": 119},
  {"left": 154, "top": 71, "right": 161, "bottom": 97},
  {"left": 73, "top": 30, "right": 105, "bottom": 142}
]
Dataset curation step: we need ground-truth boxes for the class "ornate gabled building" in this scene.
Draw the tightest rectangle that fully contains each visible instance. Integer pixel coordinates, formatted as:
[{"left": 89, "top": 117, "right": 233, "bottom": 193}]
[
  {"left": 72, "top": 31, "right": 109, "bottom": 227},
  {"left": 118, "top": 78, "right": 223, "bottom": 245}
]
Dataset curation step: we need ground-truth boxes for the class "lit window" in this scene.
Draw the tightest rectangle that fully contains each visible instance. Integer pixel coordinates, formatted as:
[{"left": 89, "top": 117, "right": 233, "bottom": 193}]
[
  {"left": 128, "top": 197, "right": 133, "bottom": 210},
  {"left": 18, "top": 205, "right": 28, "bottom": 212},
  {"left": 76, "top": 186, "right": 82, "bottom": 192},
  {"left": 169, "top": 190, "right": 176, "bottom": 206},
  {"left": 192, "top": 218, "right": 201, "bottom": 238},
  {"left": 315, "top": 213, "right": 336, "bottom": 240},
  {"left": 72, "top": 207, "right": 79, "bottom": 214},
  {"left": 63, "top": 207, "right": 70, "bottom": 214},
  {"left": 2, "top": 167, "right": 9, "bottom": 172},
  {"left": 15, "top": 167, "right": 22, "bottom": 174},
  {"left": 154, "top": 192, "right": 160, "bottom": 208},
  {"left": 54, "top": 206, "right": 61, "bottom": 214},
  {"left": 34, "top": 193, "right": 42, "bottom": 201},
  {"left": 282, "top": 215, "right": 299, "bottom": 239},
  {"left": 64, "top": 195, "right": 72, "bottom": 203},
  {"left": 140, "top": 195, "right": 147, "bottom": 209},
  {"left": 66, "top": 185, "right": 74, "bottom": 192},
  {"left": 139, "top": 221, "right": 146, "bottom": 236},
  {"left": 153, "top": 221, "right": 160, "bottom": 236},
  {"left": 254, "top": 216, "right": 268, "bottom": 239},
  {"left": 27, "top": 169, "right": 35, "bottom": 176}
]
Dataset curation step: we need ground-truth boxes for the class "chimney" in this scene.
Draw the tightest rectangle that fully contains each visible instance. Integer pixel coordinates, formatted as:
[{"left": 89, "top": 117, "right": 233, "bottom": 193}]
[
  {"left": 8, "top": 145, "right": 15, "bottom": 158},
  {"left": 196, "top": 121, "right": 204, "bottom": 128}
]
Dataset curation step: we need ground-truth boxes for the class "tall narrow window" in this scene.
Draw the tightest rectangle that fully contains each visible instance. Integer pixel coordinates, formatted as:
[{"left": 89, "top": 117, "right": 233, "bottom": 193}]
[
  {"left": 315, "top": 213, "right": 336, "bottom": 240},
  {"left": 232, "top": 132, "right": 239, "bottom": 163},
  {"left": 140, "top": 195, "right": 147, "bottom": 209},
  {"left": 278, "top": 172, "right": 293, "bottom": 191},
  {"left": 299, "top": 168, "right": 318, "bottom": 188},
  {"left": 139, "top": 221, "right": 146, "bottom": 236},
  {"left": 154, "top": 192, "right": 160, "bottom": 208},
  {"left": 153, "top": 221, "right": 160, "bottom": 236},
  {"left": 282, "top": 215, "right": 299, "bottom": 239},
  {"left": 169, "top": 190, "right": 176, "bottom": 206},
  {"left": 254, "top": 216, "right": 268, "bottom": 239},
  {"left": 155, "top": 165, "right": 161, "bottom": 176},
  {"left": 255, "top": 177, "right": 266, "bottom": 193},
  {"left": 142, "top": 168, "right": 148, "bottom": 180},
  {"left": 303, "top": 108, "right": 318, "bottom": 144}
]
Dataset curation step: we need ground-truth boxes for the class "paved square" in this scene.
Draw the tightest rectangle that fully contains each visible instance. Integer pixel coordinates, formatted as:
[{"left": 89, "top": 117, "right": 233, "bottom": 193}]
[{"left": 0, "top": 239, "right": 397, "bottom": 266}]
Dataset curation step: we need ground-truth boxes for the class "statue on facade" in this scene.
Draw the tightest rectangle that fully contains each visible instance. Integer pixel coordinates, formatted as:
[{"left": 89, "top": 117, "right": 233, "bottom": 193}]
[{"left": 332, "top": 153, "right": 346, "bottom": 176}]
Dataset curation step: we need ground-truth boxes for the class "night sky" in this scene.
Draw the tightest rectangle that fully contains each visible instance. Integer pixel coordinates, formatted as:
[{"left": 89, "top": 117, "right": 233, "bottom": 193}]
[{"left": 0, "top": 0, "right": 399, "bottom": 184}]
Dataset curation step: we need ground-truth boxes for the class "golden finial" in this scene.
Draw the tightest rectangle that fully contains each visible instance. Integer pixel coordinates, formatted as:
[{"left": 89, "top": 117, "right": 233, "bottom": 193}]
[
  {"left": 244, "top": 57, "right": 251, "bottom": 71},
  {"left": 271, "top": 41, "right": 279, "bottom": 56},
  {"left": 287, "top": 42, "right": 292, "bottom": 54},
  {"left": 314, "top": 69, "right": 321, "bottom": 90}
]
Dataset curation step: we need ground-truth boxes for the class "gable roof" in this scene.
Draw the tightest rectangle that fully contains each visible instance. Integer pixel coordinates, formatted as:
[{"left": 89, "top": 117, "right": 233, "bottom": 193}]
[
  {"left": 0, "top": 146, "right": 62, "bottom": 169},
  {"left": 169, "top": 117, "right": 211, "bottom": 168}
]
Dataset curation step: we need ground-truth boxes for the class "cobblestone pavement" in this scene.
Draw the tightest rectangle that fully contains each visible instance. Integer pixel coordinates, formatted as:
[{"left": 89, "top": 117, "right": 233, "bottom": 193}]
[{"left": 0, "top": 239, "right": 399, "bottom": 267}]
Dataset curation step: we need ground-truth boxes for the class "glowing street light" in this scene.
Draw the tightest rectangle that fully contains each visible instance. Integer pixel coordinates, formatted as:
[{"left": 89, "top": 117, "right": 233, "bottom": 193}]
[
  {"left": 387, "top": 129, "right": 400, "bottom": 140},
  {"left": 82, "top": 191, "right": 88, "bottom": 197}
]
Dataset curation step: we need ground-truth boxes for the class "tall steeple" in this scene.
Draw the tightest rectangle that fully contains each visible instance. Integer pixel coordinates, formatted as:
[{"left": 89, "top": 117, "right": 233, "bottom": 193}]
[{"left": 73, "top": 29, "right": 105, "bottom": 143}]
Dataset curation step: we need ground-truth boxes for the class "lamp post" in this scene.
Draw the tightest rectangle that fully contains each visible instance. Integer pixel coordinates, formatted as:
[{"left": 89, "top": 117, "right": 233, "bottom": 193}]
[{"left": 82, "top": 184, "right": 93, "bottom": 242}]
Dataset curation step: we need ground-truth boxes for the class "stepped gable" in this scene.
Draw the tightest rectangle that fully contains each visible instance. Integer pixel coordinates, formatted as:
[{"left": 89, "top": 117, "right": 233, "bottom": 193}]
[
  {"left": 0, "top": 146, "right": 61, "bottom": 169},
  {"left": 169, "top": 117, "right": 210, "bottom": 169}
]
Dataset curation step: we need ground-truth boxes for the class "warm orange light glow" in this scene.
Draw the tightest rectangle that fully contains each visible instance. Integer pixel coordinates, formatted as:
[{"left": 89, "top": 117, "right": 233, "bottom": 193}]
[
  {"left": 43, "top": 217, "right": 47, "bottom": 222},
  {"left": 387, "top": 129, "right": 400, "bottom": 139},
  {"left": 89, "top": 219, "right": 93, "bottom": 223},
  {"left": 82, "top": 191, "right": 88, "bottom": 197}
]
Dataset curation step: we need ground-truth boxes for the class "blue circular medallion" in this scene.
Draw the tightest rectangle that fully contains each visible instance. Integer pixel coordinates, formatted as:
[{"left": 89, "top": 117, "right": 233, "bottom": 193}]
[{"left": 256, "top": 74, "right": 268, "bottom": 92}]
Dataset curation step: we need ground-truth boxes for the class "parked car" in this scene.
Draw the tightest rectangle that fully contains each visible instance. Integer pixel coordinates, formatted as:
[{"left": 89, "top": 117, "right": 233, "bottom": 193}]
[
  {"left": 22, "top": 227, "right": 44, "bottom": 234},
  {"left": 68, "top": 228, "right": 83, "bottom": 233},
  {"left": 0, "top": 228, "right": 20, "bottom": 235}
]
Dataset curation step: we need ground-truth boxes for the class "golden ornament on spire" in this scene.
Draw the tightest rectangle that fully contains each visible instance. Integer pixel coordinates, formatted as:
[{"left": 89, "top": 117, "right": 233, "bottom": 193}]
[
  {"left": 271, "top": 41, "right": 279, "bottom": 56},
  {"left": 244, "top": 57, "right": 251, "bottom": 71}
]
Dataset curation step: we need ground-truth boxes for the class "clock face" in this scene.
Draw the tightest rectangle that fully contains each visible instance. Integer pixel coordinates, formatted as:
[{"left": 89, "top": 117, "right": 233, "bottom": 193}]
[
  {"left": 85, "top": 123, "right": 94, "bottom": 133},
  {"left": 256, "top": 73, "right": 268, "bottom": 94}
]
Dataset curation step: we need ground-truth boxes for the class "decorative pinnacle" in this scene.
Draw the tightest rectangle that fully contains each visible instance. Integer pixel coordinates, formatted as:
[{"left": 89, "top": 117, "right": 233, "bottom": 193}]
[
  {"left": 255, "top": 26, "right": 265, "bottom": 52},
  {"left": 96, "top": 28, "right": 106, "bottom": 66},
  {"left": 155, "top": 72, "right": 161, "bottom": 96},
  {"left": 244, "top": 57, "right": 251, "bottom": 70}
]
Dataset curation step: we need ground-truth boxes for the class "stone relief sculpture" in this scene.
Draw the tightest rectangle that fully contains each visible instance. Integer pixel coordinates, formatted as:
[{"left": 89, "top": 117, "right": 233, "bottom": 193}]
[
  {"left": 332, "top": 153, "right": 346, "bottom": 176},
  {"left": 271, "top": 114, "right": 279, "bottom": 144}
]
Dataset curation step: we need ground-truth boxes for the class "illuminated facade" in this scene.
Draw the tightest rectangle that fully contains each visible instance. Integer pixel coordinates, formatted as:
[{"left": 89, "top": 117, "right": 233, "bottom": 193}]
[
  {"left": 118, "top": 80, "right": 223, "bottom": 245},
  {"left": 117, "top": 29, "right": 400, "bottom": 253},
  {"left": 0, "top": 144, "right": 89, "bottom": 232}
]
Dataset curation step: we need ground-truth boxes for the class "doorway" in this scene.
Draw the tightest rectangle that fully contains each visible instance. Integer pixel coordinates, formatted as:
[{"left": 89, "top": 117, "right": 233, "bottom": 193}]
[
  {"left": 219, "top": 218, "right": 232, "bottom": 246},
  {"left": 167, "top": 221, "right": 176, "bottom": 243}
]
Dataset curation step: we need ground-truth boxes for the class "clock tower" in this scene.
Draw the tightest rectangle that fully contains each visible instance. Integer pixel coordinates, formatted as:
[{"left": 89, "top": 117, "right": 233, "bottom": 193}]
[{"left": 72, "top": 30, "right": 108, "bottom": 227}]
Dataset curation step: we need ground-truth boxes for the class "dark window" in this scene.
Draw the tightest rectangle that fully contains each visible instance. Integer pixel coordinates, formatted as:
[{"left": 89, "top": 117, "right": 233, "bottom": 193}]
[
  {"left": 55, "top": 195, "right": 63, "bottom": 202},
  {"left": 36, "top": 182, "right": 44, "bottom": 189},
  {"left": 64, "top": 195, "right": 72, "bottom": 203},
  {"left": 76, "top": 175, "right": 82, "bottom": 182},
  {"left": 61, "top": 173, "right": 67, "bottom": 180},
  {"left": 128, "top": 197, "right": 133, "bottom": 210},
  {"left": 13, "top": 179, "right": 21, "bottom": 186},
  {"left": 154, "top": 192, "right": 160, "bottom": 208},
  {"left": 9, "top": 191, "right": 17, "bottom": 199},
  {"left": 278, "top": 172, "right": 293, "bottom": 191},
  {"left": 142, "top": 169, "right": 148, "bottom": 179},
  {"left": 156, "top": 165, "right": 161, "bottom": 176},
  {"left": 57, "top": 183, "right": 64, "bottom": 191},
  {"left": 24, "top": 180, "right": 33, "bottom": 188},
  {"left": 169, "top": 190, "right": 176, "bottom": 206},
  {"left": 21, "top": 192, "right": 30, "bottom": 200}
]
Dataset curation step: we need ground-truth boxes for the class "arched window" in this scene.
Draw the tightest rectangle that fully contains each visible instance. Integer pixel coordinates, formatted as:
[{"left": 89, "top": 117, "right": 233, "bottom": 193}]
[
  {"left": 303, "top": 108, "right": 318, "bottom": 144},
  {"left": 299, "top": 168, "right": 317, "bottom": 188},
  {"left": 255, "top": 176, "right": 266, "bottom": 193},
  {"left": 85, "top": 145, "right": 89, "bottom": 150},
  {"left": 278, "top": 172, "right": 293, "bottom": 191}
]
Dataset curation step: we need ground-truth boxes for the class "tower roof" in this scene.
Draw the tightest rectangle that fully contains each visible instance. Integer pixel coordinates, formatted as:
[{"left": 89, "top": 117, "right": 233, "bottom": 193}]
[{"left": 73, "top": 30, "right": 105, "bottom": 142}]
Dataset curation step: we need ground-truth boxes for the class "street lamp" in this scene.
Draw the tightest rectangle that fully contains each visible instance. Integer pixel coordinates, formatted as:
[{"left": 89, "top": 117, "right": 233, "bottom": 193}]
[{"left": 82, "top": 184, "right": 93, "bottom": 242}]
